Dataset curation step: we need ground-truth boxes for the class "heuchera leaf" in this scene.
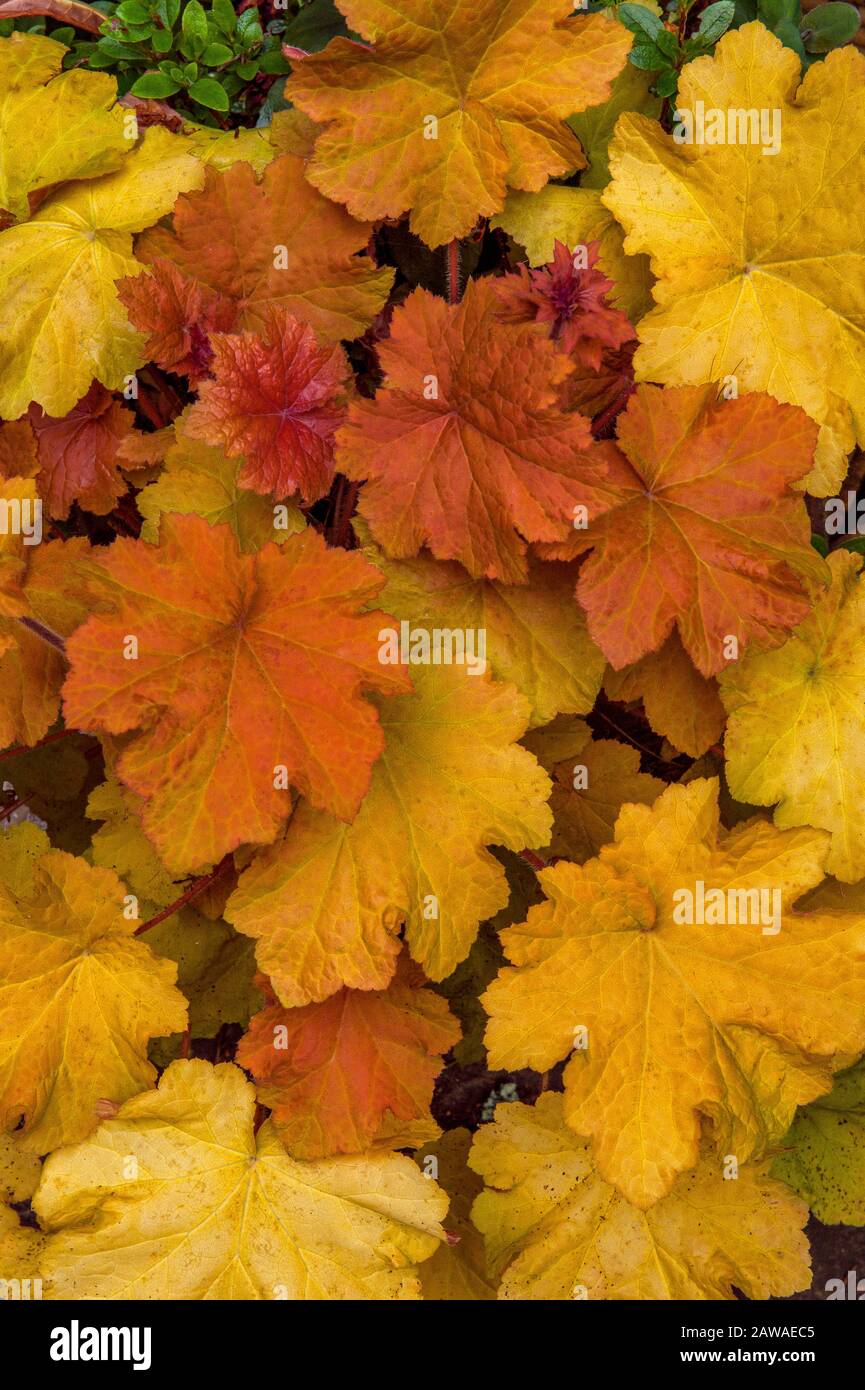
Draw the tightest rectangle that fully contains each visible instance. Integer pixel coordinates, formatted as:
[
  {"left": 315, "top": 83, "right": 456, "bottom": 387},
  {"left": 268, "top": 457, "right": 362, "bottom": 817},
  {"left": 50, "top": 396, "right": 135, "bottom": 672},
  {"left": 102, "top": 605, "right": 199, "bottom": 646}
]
[
  {"left": 226, "top": 664, "right": 552, "bottom": 1002},
  {"left": 137, "top": 156, "right": 394, "bottom": 343},
  {"left": 483, "top": 778, "right": 865, "bottom": 1208},
  {"left": 186, "top": 308, "right": 351, "bottom": 504},
  {"left": 541, "top": 384, "right": 826, "bottom": 677},
  {"left": 62, "top": 518, "right": 411, "bottom": 873},
  {"left": 137, "top": 410, "right": 305, "bottom": 552},
  {"left": 237, "top": 961, "right": 459, "bottom": 1159},
  {"left": 492, "top": 184, "right": 654, "bottom": 325},
  {"left": 26, "top": 382, "right": 137, "bottom": 520},
  {"left": 773, "top": 1056, "right": 865, "bottom": 1227},
  {"left": 116, "top": 258, "right": 238, "bottom": 384},
  {"left": 492, "top": 239, "right": 634, "bottom": 370},
  {"left": 0, "top": 830, "right": 187, "bottom": 1152},
  {"left": 360, "top": 535, "right": 605, "bottom": 728},
  {"left": 720, "top": 550, "right": 865, "bottom": 884},
  {"left": 0, "top": 127, "right": 202, "bottom": 419},
  {"left": 0, "top": 480, "right": 91, "bottom": 749},
  {"left": 337, "top": 279, "right": 599, "bottom": 584},
  {"left": 287, "top": 0, "right": 631, "bottom": 247},
  {"left": 604, "top": 22, "right": 865, "bottom": 494},
  {"left": 604, "top": 630, "right": 726, "bottom": 759},
  {"left": 33, "top": 1059, "right": 447, "bottom": 1299},
  {"left": 0, "top": 33, "right": 128, "bottom": 222},
  {"left": 418, "top": 1129, "right": 497, "bottom": 1300},
  {"left": 469, "top": 1094, "right": 811, "bottom": 1300}
]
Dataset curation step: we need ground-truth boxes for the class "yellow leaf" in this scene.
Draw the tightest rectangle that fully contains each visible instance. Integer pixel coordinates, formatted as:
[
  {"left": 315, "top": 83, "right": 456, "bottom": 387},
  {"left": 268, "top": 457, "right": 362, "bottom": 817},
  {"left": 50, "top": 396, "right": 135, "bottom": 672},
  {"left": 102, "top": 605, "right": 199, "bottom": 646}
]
[
  {"left": 469, "top": 1093, "right": 810, "bottom": 1300},
  {"left": 34, "top": 1059, "right": 447, "bottom": 1300},
  {"left": 360, "top": 535, "right": 604, "bottom": 728},
  {"left": 288, "top": 1, "right": 631, "bottom": 247},
  {"left": 483, "top": 778, "right": 865, "bottom": 1207},
  {"left": 0, "top": 1130, "right": 40, "bottom": 1204},
  {"left": 720, "top": 549, "right": 865, "bottom": 883},
  {"left": 137, "top": 411, "right": 305, "bottom": 554},
  {"left": 227, "top": 664, "right": 552, "bottom": 1002},
  {"left": 0, "top": 127, "right": 202, "bottom": 418},
  {"left": 179, "top": 122, "right": 274, "bottom": 173},
  {"left": 492, "top": 184, "right": 653, "bottom": 324},
  {"left": 86, "top": 773, "right": 183, "bottom": 910},
  {"left": 0, "top": 845, "right": 187, "bottom": 1152},
  {"left": 604, "top": 23, "right": 865, "bottom": 494},
  {"left": 418, "top": 1130, "right": 497, "bottom": 1300},
  {"left": 0, "top": 33, "right": 128, "bottom": 222}
]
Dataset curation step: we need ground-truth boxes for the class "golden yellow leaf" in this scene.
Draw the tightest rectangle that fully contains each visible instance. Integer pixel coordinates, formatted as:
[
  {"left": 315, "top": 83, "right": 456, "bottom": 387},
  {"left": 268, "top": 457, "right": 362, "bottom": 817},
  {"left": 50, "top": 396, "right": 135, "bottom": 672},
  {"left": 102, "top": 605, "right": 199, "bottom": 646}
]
[
  {"left": 0, "top": 127, "right": 202, "bottom": 418},
  {"left": 470, "top": 1093, "right": 810, "bottom": 1299},
  {"left": 0, "top": 840, "right": 187, "bottom": 1152},
  {"left": 227, "top": 664, "right": 552, "bottom": 1002},
  {"left": 483, "top": 778, "right": 865, "bottom": 1207},
  {"left": 288, "top": 0, "right": 631, "bottom": 247},
  {"left": 359, "top": 535, "right": 604, "bottom": 728},
  {"left": 34, "top": 1059, "right": 447, "bottom": 1300},
  {"left": 542, "top": 732, "right": 664, "bottom": 862},
  {"left": 604, "top": 23, "right": 865, "bottom": 493},
  {"left": 721, "top": 550, "right": 865, "bottom": 883},
  {"left": 0, "top": 33, "right": 128, "bottom": 222}
]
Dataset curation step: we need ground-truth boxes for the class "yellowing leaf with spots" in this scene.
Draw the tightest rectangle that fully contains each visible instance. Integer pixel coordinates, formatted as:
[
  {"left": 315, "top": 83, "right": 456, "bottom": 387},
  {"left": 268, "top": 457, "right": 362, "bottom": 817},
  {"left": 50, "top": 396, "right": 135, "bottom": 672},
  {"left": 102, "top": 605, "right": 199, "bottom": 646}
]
[
  {"left": 604, "top": 23, "right": 865, "bottom": 493},
  {"left": 720, "top": 550, "right": 865, "bottom": 884},
  {"left": 470, "top": 1093, "right": 810, "bottom": 1299},
  {"left": 34, "top": 1059, "right": 447, "bottom": 1300},
  {"left": 226, "top": 664, "right": 552, "bottom": 1003},
  {"left": 0, "top": 834, "right": 186, "bottom": 1152},
  {"left": 288, "top": 0, "right": 631, "bottom": 247},
  {"left": 483, "top": 778, "right": 865, "bottom": 1208}
]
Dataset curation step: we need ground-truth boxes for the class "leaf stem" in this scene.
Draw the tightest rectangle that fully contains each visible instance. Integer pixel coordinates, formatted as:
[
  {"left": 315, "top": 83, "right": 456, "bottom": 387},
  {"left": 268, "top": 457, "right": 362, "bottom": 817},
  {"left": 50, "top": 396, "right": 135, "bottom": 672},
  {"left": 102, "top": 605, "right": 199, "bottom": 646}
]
[
  {"left": 133, "top": 854, "right": 233, "bottom": 936},
  {"left": 16, "top": 616, "right": 67, "bottom": 654},
  {"left": 446, "top": 238, "right": 462, "bottom": 305}
]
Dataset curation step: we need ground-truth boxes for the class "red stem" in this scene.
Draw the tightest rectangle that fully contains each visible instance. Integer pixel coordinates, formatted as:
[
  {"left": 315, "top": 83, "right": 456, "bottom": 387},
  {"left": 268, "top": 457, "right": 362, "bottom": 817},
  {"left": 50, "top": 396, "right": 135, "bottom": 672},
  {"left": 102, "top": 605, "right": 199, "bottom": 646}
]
[
  {"left": 446, "top": 239, "right": 462, "bottom": 305},
  {"left": 0, "top": 797, "right": 26, "bottom": 823},
  {"left": 519, "top": 848, "right": 548, "bottom": 872},
  {"left": 0, "top": 727, "right": 81, "bottom": 763},
  {"left": 134, "top": 854, "right": 232, "bottom": 936}
]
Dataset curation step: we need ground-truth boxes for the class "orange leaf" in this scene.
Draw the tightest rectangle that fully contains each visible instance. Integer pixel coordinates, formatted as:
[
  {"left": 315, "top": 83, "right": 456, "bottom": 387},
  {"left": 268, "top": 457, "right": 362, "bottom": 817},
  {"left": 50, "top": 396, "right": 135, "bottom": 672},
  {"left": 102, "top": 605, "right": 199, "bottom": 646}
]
[
  {"left": 287, "top": 1, "right": 630, "bottom": 247},
  {"left": 137, "top": 155, "right": 394, "bottom": 344},
  {"left": 542, "top": 385, "right": 826, "bottom": 677},
  {"left": 337, "top": 280, "right": 597, "bottom": 583},
  {"left": 186, "top": 308, "right": 350, "bottom": 504},
  {"left": 62, "top": 518, "right": 411, "bottom": 873},
  {"left": 26, "top": 382, "right": 135, "bottom": 519},
  {"left": 237, "top": 963, "right": 459, "bottom": 1159},
  {"left": 117, "top": 258, "right": 237, "bottom": 383}
]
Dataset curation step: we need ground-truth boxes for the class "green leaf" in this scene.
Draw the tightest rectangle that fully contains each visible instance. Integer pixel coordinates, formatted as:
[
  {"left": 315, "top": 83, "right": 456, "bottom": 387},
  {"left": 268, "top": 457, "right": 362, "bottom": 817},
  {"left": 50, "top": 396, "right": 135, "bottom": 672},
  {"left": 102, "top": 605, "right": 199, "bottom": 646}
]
[
  {"left": 212, "top": 0, "right": 237, "bottom": 35},
  {"left": 759, "top": 0, "right": 800, "bottom": 24},
  {"left": 259, "top": 46, "right": 290, "bottom": 73},
  {"left": 654, "top": 66, "right": 679, "bottom": 96},
  {"left": 281, "top": 0, "right": 347, "bottom": 52},
  {"left": 696, "top": 0, "right": 736, "bottom": 42},
  {"left": 773, "top": 14, "right": 808, "bottom": 56},
  {"left": 235, "top": 58, "right": 259, "bottom": 78},
  {"left": 618, "top": 2, "right": 665, "bottom": 39},
  {"left": 810, "top": 533, "right": 830, "bottom": 557},
  {"left": 152, "top": 26, "right": 173, "bottom": 51},
  {"left": 202, "top": 40, "right": 233, "bottom": 63},
  {"left": 628, "top": 39, "right": 668, "bottom": 69},
  {"left": 155, "top": 0, "right": 181, "bottom": 25},
  {"left": 772, "top": 1058, "right": 865, "bottom": 1225},
  {"left": 189, "top": 74, "right": 230, "bottom": 110},
  {"left": 654, "top": 27, "right": 679, "bottom": 57},
  {"left": 842, "top": 536, "right": 865, "bottom": 556},
  {"left": 801, "top": 0, "right": 861, "bottom": 50},
  {"left": 182, "top": 0, "right": 208, "bottom": 41},
  {"left": 116, "top": 0, "right": 151, "bottom": 22},
  {"left": 130, "top": 70, "right": 182, "bottom": 96}
]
